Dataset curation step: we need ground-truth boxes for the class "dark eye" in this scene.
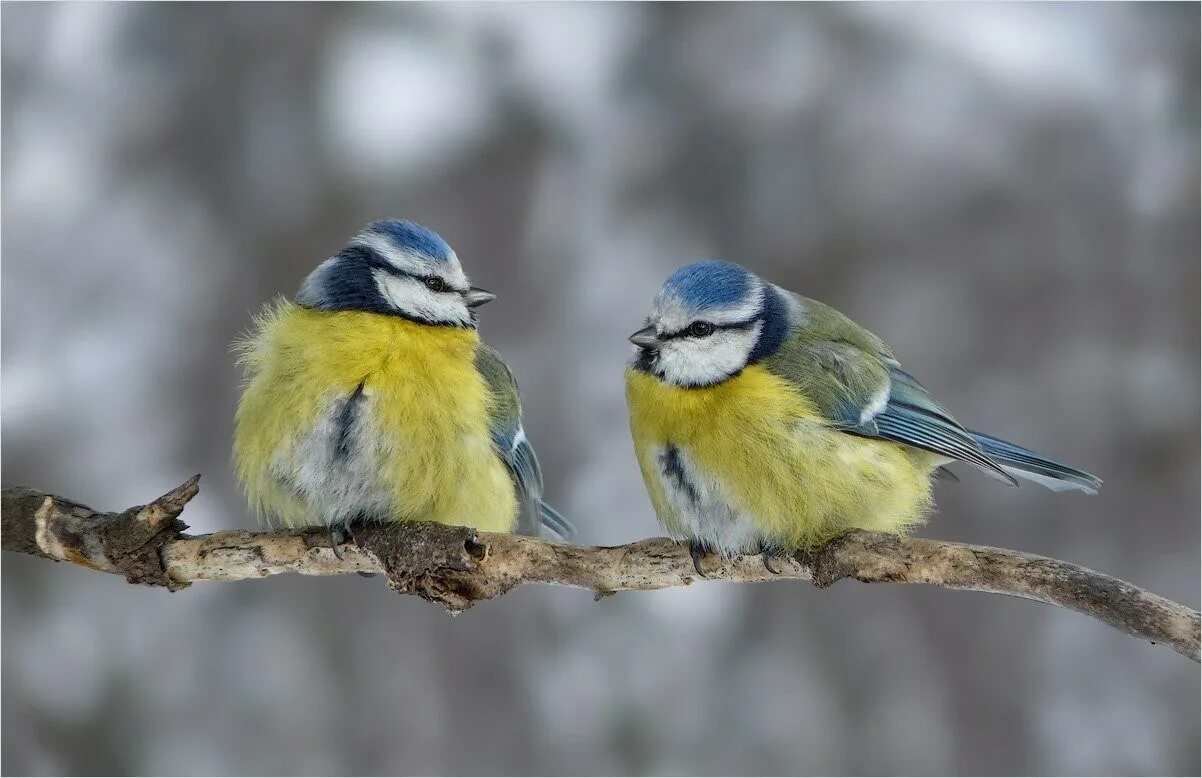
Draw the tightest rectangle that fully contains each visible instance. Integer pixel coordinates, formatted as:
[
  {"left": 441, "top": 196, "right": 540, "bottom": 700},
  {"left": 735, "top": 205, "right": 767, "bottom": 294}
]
[
  {"left": 423, "top": 277, "right": 449, "bottom": 293},
  {"left": 687, "top": 321, "right": 715, "bottom": 338}
]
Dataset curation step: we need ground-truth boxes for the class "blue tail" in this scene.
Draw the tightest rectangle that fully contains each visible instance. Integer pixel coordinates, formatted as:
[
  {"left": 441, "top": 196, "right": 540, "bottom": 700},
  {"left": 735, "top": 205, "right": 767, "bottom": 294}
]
[
  {"left": 539, "top": 502, "right": 576, "bottom": 540},
  {"left": 969, "top": 431, "right": 1101, "bottom": 494}
]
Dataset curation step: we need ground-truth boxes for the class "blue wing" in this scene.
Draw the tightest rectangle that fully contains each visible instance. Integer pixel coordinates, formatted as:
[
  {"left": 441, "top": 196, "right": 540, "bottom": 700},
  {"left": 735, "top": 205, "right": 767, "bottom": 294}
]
[
  {"left": 475, "top": 345, "right": 575, "bottom": 539},
  {"left": 765, "top": 334, "right": 1015, "bottom": 484},
  {"left": 863, "top": 365, "right": 1018, "bottom": 485},
  {"left": 503, "top": 427, "right": 575, "bottom": 538},
  {"left": 874, "top": 366, "right": 1101, "bottom": 491},
  {"left": 764, "top": 300, "right": 1096, "bottom": 492}
]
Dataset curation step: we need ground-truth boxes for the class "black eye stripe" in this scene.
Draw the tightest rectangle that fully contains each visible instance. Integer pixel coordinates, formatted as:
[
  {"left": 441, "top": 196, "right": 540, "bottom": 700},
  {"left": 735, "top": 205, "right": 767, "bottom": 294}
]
[
  {"left": 660, "top": 318, "right": 757, "bottom": 340},
  {"left": 353, "top": 252, "right": 465, "bottom": 294}
]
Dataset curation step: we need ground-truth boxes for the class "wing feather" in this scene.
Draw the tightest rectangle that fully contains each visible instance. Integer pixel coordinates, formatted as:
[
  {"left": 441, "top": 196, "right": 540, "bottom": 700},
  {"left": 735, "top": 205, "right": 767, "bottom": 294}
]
[
  {"left": 474, "top": 344, "right": 575, "bottom": 538},
  {"left": 763, "top": 310, "right": 1014, "bottom": 484}
]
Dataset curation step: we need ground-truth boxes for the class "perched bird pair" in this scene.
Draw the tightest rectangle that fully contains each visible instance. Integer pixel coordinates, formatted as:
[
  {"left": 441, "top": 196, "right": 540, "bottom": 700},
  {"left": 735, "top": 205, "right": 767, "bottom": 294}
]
[{"left": 234, "top": 220, "right": 1099, "bottom": 567}]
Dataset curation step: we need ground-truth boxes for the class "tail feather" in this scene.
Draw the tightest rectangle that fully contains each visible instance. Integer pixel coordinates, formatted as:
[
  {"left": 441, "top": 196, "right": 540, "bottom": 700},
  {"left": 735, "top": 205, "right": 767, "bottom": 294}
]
[
  {"left": 969, "top": 431, "right": 1101, "bottom": 495},
  {"left": 538, "top": 502, "right": 576, "bottom": 540}
]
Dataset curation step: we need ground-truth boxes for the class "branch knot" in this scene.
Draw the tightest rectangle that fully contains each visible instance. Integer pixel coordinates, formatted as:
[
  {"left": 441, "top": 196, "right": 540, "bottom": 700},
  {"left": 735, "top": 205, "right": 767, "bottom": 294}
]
[{"left": 359, "top": 522, "right": 506, "bottom": 612}]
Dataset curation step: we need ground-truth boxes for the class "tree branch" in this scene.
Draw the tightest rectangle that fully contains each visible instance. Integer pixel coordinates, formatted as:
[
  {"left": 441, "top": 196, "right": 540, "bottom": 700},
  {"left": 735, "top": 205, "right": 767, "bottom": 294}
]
[{"left": 3, "top": 478, "right": 1198, "bottom": 662}]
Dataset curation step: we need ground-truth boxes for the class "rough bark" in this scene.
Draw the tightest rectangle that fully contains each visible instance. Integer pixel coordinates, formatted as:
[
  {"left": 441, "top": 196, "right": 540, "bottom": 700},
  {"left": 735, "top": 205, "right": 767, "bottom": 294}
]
[{"left": 3, "top": 478, "right": 1198, "bottom": 662}]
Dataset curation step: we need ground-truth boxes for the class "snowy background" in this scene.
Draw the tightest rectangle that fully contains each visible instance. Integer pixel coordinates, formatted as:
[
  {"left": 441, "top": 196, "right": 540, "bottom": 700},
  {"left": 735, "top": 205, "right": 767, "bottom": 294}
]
[{"left": 3, "top": 3, "right": 1198, "bottom": 774}]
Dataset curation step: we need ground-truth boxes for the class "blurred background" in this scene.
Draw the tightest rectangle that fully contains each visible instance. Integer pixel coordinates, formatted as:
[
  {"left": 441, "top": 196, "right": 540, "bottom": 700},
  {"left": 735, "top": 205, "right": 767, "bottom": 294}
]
[{"left": 2, "top": 2, "right": 1198, "bottom": 775}]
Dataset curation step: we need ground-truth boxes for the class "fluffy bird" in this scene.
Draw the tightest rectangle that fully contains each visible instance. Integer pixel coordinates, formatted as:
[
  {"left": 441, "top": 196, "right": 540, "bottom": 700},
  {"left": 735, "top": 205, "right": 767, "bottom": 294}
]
[
  {"left": 625, "top": 260, "right": 1099, "bottom": 573},
  {"left": 234, "top": 219, "right": 571, "bottom": 550}
]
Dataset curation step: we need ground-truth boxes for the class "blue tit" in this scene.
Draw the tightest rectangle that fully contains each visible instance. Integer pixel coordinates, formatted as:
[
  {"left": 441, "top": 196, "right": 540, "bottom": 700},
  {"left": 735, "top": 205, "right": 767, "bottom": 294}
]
[
  {"left": 624, "top": 260, "right": 1099, "bottom": 573},
  {"left": 233, "top": 218, "right": 572, "bottom": 552}
]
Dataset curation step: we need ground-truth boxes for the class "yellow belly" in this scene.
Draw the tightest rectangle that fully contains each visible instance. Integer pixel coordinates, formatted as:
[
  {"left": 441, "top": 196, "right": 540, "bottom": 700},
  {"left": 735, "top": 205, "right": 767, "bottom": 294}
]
[
  {"left": 233, "top": 302, "right": 517, "bottom": 532},
  {"left": 625, "top": 365, "right": 939, "bottom": 550}
]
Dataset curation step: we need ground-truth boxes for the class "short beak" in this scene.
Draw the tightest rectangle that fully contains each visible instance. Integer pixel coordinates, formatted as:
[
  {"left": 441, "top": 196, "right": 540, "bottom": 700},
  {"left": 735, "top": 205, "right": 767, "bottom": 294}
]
[
  {"left": 464, "top": 287, "right": 496, "bottom": 308},
  {"left": 628, "top": 325, "right": 660, "bottom": 348}
]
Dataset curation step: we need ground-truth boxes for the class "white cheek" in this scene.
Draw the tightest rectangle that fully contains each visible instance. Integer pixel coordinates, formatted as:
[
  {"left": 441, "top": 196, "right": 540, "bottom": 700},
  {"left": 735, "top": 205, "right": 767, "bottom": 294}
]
[
  {"left": 656, "top": 325, "right": 761, "bottom": 386},
  {"left": 372, "top": 271, "right": 471, "bottom": 326}
]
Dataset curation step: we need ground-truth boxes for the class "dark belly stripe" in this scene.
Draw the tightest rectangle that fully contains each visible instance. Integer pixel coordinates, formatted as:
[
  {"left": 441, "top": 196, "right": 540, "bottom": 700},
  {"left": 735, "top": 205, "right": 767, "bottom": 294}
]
[
  {"left": 333, "top": 381, "right": 366, "bottom": 461},
  {"left": 659, "top": 444, "right": 700, "bottom": 507}
]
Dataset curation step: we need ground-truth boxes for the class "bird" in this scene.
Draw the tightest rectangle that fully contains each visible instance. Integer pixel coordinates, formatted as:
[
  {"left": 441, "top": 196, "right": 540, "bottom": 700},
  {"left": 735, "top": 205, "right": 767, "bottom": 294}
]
[
  {"left": 624, "top": 260, "right": 1100, "bottom": 575},
  {"left": 233, "top": 218, "right": 571, "bottom": 553}
]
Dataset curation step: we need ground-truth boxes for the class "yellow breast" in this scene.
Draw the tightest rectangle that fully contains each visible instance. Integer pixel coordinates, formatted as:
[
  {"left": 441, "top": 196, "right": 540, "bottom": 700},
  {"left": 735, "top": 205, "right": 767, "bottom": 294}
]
[
  {"left": 625, "top": 365, "right": 938, "bottom": 550},
  {"left": 233, "top": 301, "right": 517, "bottom": 532}
]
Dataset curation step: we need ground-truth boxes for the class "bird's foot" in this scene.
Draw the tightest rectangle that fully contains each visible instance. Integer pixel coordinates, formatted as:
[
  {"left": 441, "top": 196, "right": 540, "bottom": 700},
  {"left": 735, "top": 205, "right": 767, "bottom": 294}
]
[
  {"left": 761, "top": 548, "right": 782, "bottom": 575},
  {"left": 689, "top": 540, "right": 709, "bottom": 578},
  {"left": 761, "top": 546, "right": 789, "bottom": 575},
  {"left": 328, "top": 524, "right": 347, "bottom": 560},
  {"left": 329, "top": 519, "right": 375, "bottom": 574}
]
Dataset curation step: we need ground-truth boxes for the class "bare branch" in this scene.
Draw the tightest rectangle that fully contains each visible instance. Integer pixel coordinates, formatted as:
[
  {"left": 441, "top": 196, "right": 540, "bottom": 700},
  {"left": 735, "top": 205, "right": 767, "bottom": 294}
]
[{"left": 3, "top": 479, "right": 1198, "bottom": 662}]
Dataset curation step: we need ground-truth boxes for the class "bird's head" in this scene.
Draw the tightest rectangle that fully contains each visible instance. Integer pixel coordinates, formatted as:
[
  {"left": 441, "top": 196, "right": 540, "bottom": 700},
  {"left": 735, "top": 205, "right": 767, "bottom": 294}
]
[
  {"left": 629, "top": 260, "right": 790, "bottom": 387},
  {"left": 296, "top": 219, "right": 495, "bottom": 327}
]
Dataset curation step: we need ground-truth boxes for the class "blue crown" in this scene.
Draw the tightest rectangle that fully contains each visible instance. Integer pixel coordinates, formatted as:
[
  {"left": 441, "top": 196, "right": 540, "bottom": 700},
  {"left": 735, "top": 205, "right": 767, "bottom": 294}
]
[
  {"left": 364, "top": 218, "right": 452, "bottom": 263},
  {"left": 661, "top": 260, "right": 755, "bottom": 311}
]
